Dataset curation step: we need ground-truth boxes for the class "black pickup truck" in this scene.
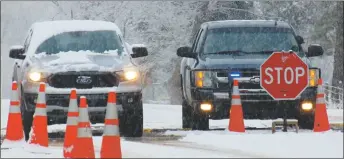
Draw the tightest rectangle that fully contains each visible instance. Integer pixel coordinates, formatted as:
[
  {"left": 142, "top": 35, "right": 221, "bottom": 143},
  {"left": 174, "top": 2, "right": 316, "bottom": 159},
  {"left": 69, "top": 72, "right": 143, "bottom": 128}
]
[{"left": 177, "top": 20, "right": 324, "bottom": 130}]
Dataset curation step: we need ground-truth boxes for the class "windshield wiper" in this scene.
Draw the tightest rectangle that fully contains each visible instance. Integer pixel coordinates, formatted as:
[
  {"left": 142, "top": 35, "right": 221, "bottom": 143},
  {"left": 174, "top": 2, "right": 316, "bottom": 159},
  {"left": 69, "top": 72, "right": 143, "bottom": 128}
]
[
  {"left": 206, "top": 50, "right": 249, "bottom": 55},
  {"left": 206, "top": 50, "right": 278, "bottom": 55},
  {"left": 251, "top": 50, "right": 275, "bottom": 54}
]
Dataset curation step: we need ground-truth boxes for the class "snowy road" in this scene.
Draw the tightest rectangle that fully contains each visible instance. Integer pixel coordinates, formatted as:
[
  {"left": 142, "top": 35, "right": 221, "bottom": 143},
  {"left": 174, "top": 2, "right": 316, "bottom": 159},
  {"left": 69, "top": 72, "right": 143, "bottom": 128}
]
[{"left": 1, "top": 99, "right": 343, "bottom": 158}]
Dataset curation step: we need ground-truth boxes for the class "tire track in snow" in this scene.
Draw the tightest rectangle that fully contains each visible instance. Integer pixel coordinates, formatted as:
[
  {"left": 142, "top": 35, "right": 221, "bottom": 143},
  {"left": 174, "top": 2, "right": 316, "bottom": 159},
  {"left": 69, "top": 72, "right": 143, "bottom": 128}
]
[{"left": 135, "top": 139, "right": 273, "bottom": 158}]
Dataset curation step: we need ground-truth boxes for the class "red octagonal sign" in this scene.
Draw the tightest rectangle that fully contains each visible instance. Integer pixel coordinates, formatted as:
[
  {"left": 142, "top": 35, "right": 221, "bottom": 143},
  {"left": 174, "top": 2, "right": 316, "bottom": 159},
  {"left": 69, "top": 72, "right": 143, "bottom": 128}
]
[{"left": 260, "top": 52, "right": 309, "bottom": 100}]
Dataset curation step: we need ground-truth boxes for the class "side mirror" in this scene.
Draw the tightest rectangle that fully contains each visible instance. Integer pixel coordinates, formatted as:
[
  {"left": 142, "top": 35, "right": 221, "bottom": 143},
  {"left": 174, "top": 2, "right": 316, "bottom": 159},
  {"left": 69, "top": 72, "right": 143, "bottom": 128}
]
[
  {"left": 295, "top": 35, "right": 305, "bottom": 44},
  {"left": 306, "top": 44, "right": 324, "bottom": 57},
  {"left": 177, "top": 46, "right": 196, "bottom": 58},
  {"left": 131, "top": 44, "right": 148, "bottom": 58},
  {"left": 9, "top": 45, "right": 25, "bottom": 60},
  {"left": 125, "top": 42, "right": 133, "bottom": 54}
]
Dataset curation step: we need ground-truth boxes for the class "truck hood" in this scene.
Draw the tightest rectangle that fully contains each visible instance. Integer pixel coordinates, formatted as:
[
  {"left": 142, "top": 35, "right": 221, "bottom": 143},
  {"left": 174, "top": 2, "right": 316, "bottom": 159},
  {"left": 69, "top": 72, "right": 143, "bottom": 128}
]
[
  {"left": 196, "top": 54, "right": 310, "bottom": 70},
  {"left": 29, "top": 51, "right": 132, "bottom": 73}
]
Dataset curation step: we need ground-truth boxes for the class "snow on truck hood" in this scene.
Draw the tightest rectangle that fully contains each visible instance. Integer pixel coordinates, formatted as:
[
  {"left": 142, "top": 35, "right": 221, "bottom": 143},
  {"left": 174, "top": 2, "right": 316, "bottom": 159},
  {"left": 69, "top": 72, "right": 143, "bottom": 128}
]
[{"left": 30, "top": 50, "right": 132, "bottom": 73}]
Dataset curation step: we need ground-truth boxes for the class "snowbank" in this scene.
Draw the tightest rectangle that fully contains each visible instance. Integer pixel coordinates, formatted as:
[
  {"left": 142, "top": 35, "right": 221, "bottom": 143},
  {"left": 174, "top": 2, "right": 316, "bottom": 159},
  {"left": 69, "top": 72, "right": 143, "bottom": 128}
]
[
  {"left": 1, "top": 99, "right": 10, "bottom": 129},
  {"left": 182, "top": 130, "right": 343, "bottom": 158}
]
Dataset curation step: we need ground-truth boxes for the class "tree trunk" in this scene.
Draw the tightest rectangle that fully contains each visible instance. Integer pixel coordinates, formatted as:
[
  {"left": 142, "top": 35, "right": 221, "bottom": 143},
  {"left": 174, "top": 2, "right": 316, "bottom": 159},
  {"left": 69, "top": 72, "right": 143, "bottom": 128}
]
[
  {"left": 332, "top": 1, "right": 344, "bottom": 88},
  {"left": 167, "top": 60, "right": 183, "bottom": 105}
]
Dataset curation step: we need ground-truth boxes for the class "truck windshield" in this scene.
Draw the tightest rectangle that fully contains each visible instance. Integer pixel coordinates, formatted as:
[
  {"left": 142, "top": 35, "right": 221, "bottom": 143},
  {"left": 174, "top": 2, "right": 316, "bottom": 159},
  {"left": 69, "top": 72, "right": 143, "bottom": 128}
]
[
  {"left": 35, "top": 30, "right": 124, "bottom": 55},
  {"left": 202, "top": 27, "right": 302, "bottom": 55}
]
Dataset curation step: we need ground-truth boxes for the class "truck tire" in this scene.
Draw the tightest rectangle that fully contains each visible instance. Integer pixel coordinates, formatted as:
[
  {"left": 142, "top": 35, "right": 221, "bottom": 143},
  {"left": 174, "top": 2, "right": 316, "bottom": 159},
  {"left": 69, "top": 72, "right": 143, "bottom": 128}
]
[
  {"left": 298, "top": 114, "right": 314, "bottom": 129},
  {"left": 191, "top": 107, "right": 209, "bottom": 130},
  {"left": 21, "top": 109, "right": 34, "bottom": 141},
  {"left": 182, "top": 100, "right": 192, "bottom": 129},
  {"left": 121, "top": 101, "right": 143, "bottom": 137},
  {"left": 22, "top": 110, "right": 34, "bottom": 141},
  {"left": 20, "top": 93, "right": 34, "bottom": 141}
]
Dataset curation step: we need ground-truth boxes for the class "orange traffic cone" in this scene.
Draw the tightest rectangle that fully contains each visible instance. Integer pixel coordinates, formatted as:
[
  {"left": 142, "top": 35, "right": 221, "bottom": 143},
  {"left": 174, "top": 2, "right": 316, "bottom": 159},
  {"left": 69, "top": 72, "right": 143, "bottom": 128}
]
[
  {"left": 71, "top": 96, "right": 95, "bottom": 158},
  {"left": 63, "top": 89, "right": 79, "bottom": 158},
  {"left": 313, "top": 78, "right": 330, "bottom": 132},
  {"left": 228, "top": 79, "right": 245, "bottom": 132},
  {"left": 28, "top": 82, "right": 49, "bottom": 147},
  {"left": 101, "top": 91, "right": 122, "bottom": 158},
  {"left": 4, "top": 81, "right": 24, "bottom": 142}
]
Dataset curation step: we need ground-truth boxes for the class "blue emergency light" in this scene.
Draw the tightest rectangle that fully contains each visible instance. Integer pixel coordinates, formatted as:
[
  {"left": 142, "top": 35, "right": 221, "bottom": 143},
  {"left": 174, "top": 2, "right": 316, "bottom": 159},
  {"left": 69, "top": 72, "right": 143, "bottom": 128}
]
[{"left": 230, "top": 72, "right": 241, "bottom": 77}]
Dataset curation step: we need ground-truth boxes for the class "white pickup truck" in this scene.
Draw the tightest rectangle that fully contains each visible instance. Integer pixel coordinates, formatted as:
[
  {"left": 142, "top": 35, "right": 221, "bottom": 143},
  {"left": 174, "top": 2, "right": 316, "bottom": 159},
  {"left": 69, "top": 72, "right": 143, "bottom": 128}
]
[{"left": 9, "top": 20, "right": 148, "bottom": 140}]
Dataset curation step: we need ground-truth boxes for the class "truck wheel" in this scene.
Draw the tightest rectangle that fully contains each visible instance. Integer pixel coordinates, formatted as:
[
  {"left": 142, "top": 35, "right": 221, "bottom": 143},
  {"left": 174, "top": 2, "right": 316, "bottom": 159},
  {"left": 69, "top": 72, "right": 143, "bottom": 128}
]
[
  {"left": 20, "top": 94, "right": 34, "bottom": 141},
  {"left": 182, "top": 100, "right": 192, "bottom": 129},
  {"left": 22, "top": 110, "right": 34, "bottom": 141},
  {"left": 298, "top": 114, "right": 314, "bottom": 129},
  {"left": 121, "top": 101, "right": 143, "bottom": 137},
  {"left": 191, "top": 107, "right": 209, "bottom": 130}
]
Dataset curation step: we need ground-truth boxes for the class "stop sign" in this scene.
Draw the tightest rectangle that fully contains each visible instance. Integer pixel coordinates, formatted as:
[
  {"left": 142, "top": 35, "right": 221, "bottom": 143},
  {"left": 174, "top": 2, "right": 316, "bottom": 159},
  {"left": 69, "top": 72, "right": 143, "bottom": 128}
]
[{"left": 260, "top": 52, "right": 309, "bottom": 100}]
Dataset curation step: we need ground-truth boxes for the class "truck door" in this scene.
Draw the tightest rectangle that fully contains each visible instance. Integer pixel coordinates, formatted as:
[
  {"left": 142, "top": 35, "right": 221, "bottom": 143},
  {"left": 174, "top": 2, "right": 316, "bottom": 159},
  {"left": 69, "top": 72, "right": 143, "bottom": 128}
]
[
  {"left": 16, "top": 29, "right": 33, "bottom": 85},
  {"left": 184, "top": 28, "right": 204, "bottom": 102}
]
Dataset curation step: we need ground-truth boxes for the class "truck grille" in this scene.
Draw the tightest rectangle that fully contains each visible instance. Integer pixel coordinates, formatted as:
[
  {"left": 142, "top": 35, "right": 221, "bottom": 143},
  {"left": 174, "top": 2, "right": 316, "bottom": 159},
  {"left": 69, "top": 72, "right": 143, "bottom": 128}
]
[
  {"left": 46, "top": 94, "right": 108, "bottom": 107},
  {"left": 48, "top": 72, "right": 118, "bottom": 89},
  {"left": 217, "top": 82, "right": 262, "bottom": 89},
  {"left": 238, "top": 83, "right": 262, "bottom": 89},
  {"left": 216, "top": 68, "right": 260, "bottom": 78},
  {"left": 215, "top": 68, "right": 261, "bottom": 90}
]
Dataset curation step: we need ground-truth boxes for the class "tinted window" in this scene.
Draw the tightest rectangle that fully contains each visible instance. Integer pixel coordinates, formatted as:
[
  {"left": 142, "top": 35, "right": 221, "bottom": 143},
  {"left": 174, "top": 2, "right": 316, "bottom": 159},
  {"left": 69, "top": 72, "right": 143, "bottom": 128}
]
[
  {"left": 195, "top": 29, "right": 205, "bottom": 53},
  {"left": 202, "top": 27, "right": 301, "bottom": 55},
  {"left": 36, "top": 30, "right": 124, "bottom": 55},
  {"left": 192, "top": 29, "right": 203, "bottom": 52}
]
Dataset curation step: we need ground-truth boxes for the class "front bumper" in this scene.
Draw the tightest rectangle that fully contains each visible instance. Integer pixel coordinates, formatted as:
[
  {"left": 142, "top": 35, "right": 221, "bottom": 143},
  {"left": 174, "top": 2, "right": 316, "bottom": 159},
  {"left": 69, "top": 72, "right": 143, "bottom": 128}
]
[
  {"left": 190, "top": 87, "right": 317, "bottom": 119},
  {"left": 21, "top": 77, "right": 143, "bottom": 111},
  {"left": 23, "top": 92, "right": 142, "bottom": 112},
  {"left": 194, "top": 87, "right": 317, "bottom": 101},
  {"left": 23, "top": 91, "right": 142, "bottom": 124}
]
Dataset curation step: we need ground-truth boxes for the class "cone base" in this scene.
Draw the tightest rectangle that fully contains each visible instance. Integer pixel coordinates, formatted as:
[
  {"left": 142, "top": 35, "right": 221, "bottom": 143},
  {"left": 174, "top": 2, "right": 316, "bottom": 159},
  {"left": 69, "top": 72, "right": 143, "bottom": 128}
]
[
  {"left": 313, "top": 104, "right": 330, "bottom": 132},
  {"left": 63, "top": 125, "right": 78, "bottom": 158},
  {"left": 71, "top": 137, "right": 95, "bottom": 158},
  {"left": 5, "top": 113, "right": 24, "bottom": 141},
  {"left": 228, "top": 106, "right": 245, "bottom": 132},
  {"left": 29, "top": 116, "right": 48, "bottom": 147},
  {"left": 101, "top": 136, "right": 122, "bottom": 158}
]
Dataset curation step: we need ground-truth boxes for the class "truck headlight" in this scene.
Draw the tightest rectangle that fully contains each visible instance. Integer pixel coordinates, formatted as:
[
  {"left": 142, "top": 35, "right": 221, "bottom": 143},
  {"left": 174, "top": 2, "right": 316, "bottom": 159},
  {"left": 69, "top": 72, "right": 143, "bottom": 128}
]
[
  {"left": 301, "top": 102, "right": 313, "bottom": 111},
  {"left": 309, "top": 69, "right": 319, "bottom": 87},
  {"left": 194, "top": 71, "right": 212, "bottom": 88},
  {"left": 28, "top": 71, "right": 42, "bottom": 82},
  {"left": 115, "top": 69, "right": 139, "bottom": 81},
  {"left": 124, "top": 71, "right": 138, "bottom": 81}
]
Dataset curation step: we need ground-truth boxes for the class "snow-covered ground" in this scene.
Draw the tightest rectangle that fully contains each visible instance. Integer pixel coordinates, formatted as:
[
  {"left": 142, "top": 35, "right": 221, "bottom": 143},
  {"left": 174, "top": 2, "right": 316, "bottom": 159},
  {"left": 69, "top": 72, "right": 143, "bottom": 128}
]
[
  {"left": 1, "top": 99, "right": 343, "bottom": 158},
  {"left": 2, "top": 99, "right": 343, "bottom": 131}
]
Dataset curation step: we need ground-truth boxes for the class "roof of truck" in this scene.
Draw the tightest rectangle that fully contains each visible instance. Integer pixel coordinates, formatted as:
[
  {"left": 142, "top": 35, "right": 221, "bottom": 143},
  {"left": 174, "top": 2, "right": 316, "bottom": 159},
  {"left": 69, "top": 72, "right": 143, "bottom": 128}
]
[
  {"left": 203, "top": 20, "right": 292, "bottom": 30},
  {"left": 31, "top": 20, "right": 122, "bottom": 35},
  {"left": 27, "top": 20, "right": 123, "bottom": 55}
]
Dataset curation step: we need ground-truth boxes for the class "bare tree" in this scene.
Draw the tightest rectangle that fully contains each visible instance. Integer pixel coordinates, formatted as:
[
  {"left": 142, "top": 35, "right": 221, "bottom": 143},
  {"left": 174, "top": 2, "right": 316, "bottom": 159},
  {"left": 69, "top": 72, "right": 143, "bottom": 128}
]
[
  {"left": 51, "top": 1, "right": 69, "bottom": 20},
  {"left": 332, "top": 1, "right": 344, "bottom": 88}
]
